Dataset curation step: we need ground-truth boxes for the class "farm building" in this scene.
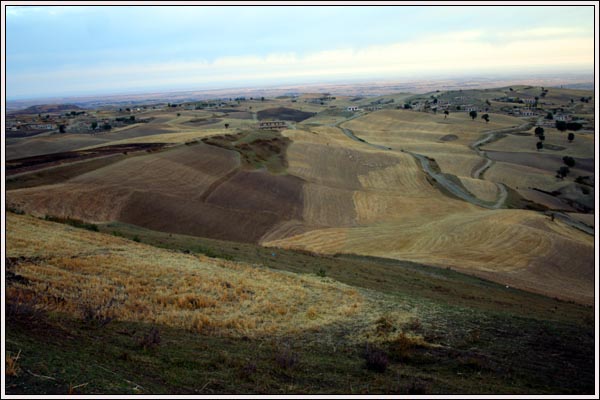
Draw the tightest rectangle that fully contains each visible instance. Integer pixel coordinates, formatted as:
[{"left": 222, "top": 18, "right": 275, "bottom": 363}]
[
  {"left": 555, "top": 114, "right": 572, "bottom": 122},
  {"left": 258, "top": 121, "right": 287, "bottom": 130},
  {"left": 519, "top": 111, "right": 535, "bottom": 117}
]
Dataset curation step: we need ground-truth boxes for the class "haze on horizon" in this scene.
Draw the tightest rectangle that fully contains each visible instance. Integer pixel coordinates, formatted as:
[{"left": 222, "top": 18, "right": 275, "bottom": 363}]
[{"left": 5, "top": 4, "right": 595, "bottom": 100}]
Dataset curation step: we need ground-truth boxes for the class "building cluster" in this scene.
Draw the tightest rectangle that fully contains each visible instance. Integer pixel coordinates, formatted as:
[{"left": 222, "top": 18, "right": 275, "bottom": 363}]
[{"left": 258, "top": 121, "right": 287, "bottom": 130}]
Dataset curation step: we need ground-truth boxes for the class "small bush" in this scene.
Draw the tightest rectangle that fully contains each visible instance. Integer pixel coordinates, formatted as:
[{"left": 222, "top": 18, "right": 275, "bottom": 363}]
[
  {"left": 5, "top": 350, "right": 21, "bottom": 377},
  {"left": 387, "top": 332, "right": 428, "bottom": 361},
  {"left": 404, "top": 317, "right": 422, "bottom": 332},
  {"left": 275, "top": 345, "right": 299, "bottom": 370},
  {"left": 407, "top": 379, "right": 429, "bottom": 394},
  {"left": 138, "top": 327, "right": 161, "bottom": 350},
  {"left": 316, "top": 267, "right": 326, "bottom": 277},
  {"left": 7, "top": 206, "right": 25, "bottom": 215},
  {"left": 239, "top": 361, "right": 257, "bottom": 379},
  {"left": 6, "top": 291, "right": 44, "bottom": 320},
  {"left": 375, "top": 316, "right": 395, "bottom": 335},
  {"left": 364, "top": 344, "right": 389, "bottom": 373},
  {"left": 80, "top": 297, "right": 119, "bottom": 328},
  {"left": 132, "top": 235, "right": 141, "bottom": 243},
  {"left": 43, "top": 215, "right": 98, "bottom": 232}
]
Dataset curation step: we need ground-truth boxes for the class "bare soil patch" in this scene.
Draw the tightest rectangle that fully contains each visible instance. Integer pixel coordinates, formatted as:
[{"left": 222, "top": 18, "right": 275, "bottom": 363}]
[
  {"left": 184, "top": 118, "right": 222, "bottom": 126},
  {"left": 486, "top": 150, "right": 594, "bottom": 174},
  {"left": 439, "top": 134, "right": 458, "bottom": 142},
  {"left": 257, "top": 107, "right": 316, "bottom": 122},
  {"left": 6, "top": 143, "right": 168, "bottom": 176}
]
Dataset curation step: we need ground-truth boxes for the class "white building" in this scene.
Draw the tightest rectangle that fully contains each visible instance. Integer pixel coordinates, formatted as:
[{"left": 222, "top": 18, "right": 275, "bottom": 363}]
[{"left": 347, "top": 106, "right": 360, "bottom": 112}]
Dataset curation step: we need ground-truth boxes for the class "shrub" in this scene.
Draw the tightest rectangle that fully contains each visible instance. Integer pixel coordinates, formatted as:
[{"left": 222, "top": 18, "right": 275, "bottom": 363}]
[
  {"left": 405, "top": 317, "right": 423, "bottom": 332},
  {"left": 5, "top": 350, "right": 21, "bottom": 377},
  {"left": 364, "top": 344, "right": 389, "bottom": 373},
  {"left": 387, "top": 332, "right": 428, "bottom": 361},
  {"left": 43, "top": 215, "right": 99, "bottom": 232},
  {"left": 80, "top": 297, "right": 119, "bottom": 328},
  {"left": 7, "top": 206, "right": 25, "bottom": 215},
  {"left": 562, "top": 156, "right": 575, "bottom": 167},
  {"left": 275, "top": 345, "right": 299, "bottom": 370},
  {"left": 138, "top": 326, "right": 161, "bottom": 350},
  {"left": 407, "top": 379, "right": 429, "bottom": 394}
]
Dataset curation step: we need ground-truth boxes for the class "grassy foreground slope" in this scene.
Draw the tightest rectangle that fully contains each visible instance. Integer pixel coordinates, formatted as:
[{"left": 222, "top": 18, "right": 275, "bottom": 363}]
[{"left": 5, "top": 212, "right": 595, "bottom": 394}]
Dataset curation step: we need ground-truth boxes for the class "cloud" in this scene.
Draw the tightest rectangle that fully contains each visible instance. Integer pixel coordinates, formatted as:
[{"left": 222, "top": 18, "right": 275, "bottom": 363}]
[{"left": 7, "top": 29, "right": 594, "bottom": 98}]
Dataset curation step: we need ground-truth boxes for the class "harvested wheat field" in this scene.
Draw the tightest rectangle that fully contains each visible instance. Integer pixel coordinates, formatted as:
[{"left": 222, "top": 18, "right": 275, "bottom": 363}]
[
  {"left": 6, "top": 142, "right": 309, "bottom": 243},
  {"left": 342, "top": 110, "right": 523, "bottom": 147},
  {"left": 265, "top": 208, "right": 594, "bottom": 304},
  {"left": 6, "top": 213, "right": 404, "bottom": 339}
]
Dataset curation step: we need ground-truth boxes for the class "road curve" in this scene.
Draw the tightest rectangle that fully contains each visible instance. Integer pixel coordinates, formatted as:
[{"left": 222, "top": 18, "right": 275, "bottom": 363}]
[
  {"left": 338, "top": 124, "right": 504, "bottom": 209},
  {"left": 334, "top": 115, "right": 591, "bottom": 232}
]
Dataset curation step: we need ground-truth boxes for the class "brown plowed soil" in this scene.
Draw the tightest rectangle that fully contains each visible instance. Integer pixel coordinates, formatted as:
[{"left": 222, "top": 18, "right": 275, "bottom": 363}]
[
  {"left": 257, "top": 107, "right": 316, "bottom": 122},
  {"left": 7, "top": 141, "right": 305, "bottom": 244},
  {"left": 486, "top": 150, "right": 595, "bottom": 174},
  {"left": 6, "top": 143, "right": 168, "bottom": 175}
]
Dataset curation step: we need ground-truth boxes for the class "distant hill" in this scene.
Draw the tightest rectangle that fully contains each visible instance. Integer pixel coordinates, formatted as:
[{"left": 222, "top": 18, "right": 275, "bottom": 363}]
[{"left": 9, "top": 104, "right": 84, "bottom": 115}]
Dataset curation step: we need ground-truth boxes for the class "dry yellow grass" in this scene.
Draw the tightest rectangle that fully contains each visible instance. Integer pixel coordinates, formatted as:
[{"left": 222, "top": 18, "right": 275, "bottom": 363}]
[
  {"left": 484, "top": 161, "right": 565, "bottom": 192},
  {"left": 458, "top": 177, "right": 499, "bottom": 202},
  {"left": 338, "top": 110, "right": 527, "bottom": 191},
  {"left": 79, "top": 128, "right": 235, "bottom": 150},
  {"left": 265, "top": 209, "right": 594, "bottom": 304},
  {"left": 6, "top": 213, "right": 413, "bottom": 338},
  {"left": 343, "top": 110, "right": 523, "bottom": 147},
  {"left": 482, "top": 128, "right": 594, "bottom": 158},
  {"left": 5, "top": 350, "right": 21, "bottom": 377}
]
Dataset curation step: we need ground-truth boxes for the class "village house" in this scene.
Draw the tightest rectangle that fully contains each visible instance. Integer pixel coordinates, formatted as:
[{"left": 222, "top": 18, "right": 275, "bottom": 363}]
[
  {"left": 518, "top": 110, "right": 535, "bottom": 117},
  {"left": 347, "top": 106, "right": 360, "bottom": 112},
  {"left": 25, "top": 123, "right": 55, "bottom": 130},
  {"left": 258, "top": 121, "right": 287, "bottom": 130},
  {"left": 554, "top": 114, "right": 572, "bottom": 122}
]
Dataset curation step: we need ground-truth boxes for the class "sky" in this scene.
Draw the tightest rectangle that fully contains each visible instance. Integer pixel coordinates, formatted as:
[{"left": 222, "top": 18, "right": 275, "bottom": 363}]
[{"left": 5, "top": 4, "right": 596, "bottom": 100}]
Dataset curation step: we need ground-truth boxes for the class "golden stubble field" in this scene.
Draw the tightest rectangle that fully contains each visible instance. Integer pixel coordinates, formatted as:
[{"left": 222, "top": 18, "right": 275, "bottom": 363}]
[
  {"left": 6, "top": 103, "right": 595, "bottom": 305},
  {"left": 7, "top": 213, "right": 415, "bottom": 341}
]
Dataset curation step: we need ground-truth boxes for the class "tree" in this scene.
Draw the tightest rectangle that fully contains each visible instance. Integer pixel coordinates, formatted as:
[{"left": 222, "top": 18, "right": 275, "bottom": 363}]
[
  {"left": 129, "top": 115, "right": 135, "bottom": 122},
  {"left": 562, "top": 156, "right": 575, "bottom": 167},
  {"left": 403, "top": 103, "right": 412, "bottom": 109},
  {"left": 536, "top": 141, "right": 543, "bottom": 151},
  {"left": 224, "top": 123, "right": 229, "bottom": 129},
  {"left": 469, "top": 110, "right": 477, "bottom": 120},
  {"left": 555, "top": 120, "right": 567, "bottom": 132},
  {"left": 261, "top": 97, "right": 265, "bottom": 101},
  {"left": 481, "top": 113, "right": 489, "bottom": 123},
  {"left": 568, "top": 132, "right": 575, "bottom": 143},
  {"left": 444, "top": 110, "right": 449, "bottom": 119},
  {"left": 102, "top": 123, "right": 112, "bottom": 130},
  {"left": 556, "top": 166, "right": 570, "bottom": 179},
  {"left": 59, "top": 124, "right": 66, "bottom": 133},
  {"left": 534, "top": 126, "right": 544, "bottom": 137},
  {"left": 545, "top": 112, "right": 553, "bottom": 120},
  {"left": 91, "top": 121, "right": 98, "bottom": 130},
  {"left": 566, "top": 122, "right": 582, "bottom": 131},
  {"left": 177, "top": 113, "right": 181, "bottom": 117},
  {"left": 539, "top": 134, "right": 545, "bottom": 141}
]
